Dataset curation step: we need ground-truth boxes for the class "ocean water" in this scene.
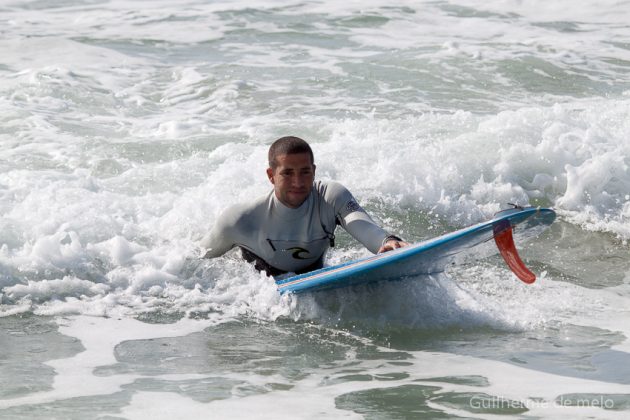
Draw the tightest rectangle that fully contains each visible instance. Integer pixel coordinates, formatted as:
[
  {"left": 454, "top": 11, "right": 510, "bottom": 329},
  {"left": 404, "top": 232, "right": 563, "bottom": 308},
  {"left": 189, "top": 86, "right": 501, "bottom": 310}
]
[{"left": 1, "top": 0, "right": 630, "bottom": 418}]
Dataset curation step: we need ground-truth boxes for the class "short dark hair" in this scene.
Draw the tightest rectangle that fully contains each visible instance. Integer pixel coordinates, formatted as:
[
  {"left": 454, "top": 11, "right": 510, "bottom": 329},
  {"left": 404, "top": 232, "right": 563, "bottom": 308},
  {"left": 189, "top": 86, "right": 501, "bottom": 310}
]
[{"left": 268, "top": 136, "right": 314, "bottom": 169}]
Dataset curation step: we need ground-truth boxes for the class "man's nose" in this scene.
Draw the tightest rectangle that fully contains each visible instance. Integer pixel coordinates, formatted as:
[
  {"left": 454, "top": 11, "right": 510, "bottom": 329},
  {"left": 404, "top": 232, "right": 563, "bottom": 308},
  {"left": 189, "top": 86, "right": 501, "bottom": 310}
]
[{"left": 291, "top": 173, "right": 305, "bottom": 186}]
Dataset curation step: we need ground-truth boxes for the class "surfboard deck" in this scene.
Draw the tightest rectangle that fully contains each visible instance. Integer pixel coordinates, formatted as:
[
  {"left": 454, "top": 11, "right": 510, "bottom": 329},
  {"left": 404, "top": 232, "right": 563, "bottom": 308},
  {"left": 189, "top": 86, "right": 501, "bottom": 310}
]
[{"left": 275, "top": 206, "right": 556, "bottom": 294}]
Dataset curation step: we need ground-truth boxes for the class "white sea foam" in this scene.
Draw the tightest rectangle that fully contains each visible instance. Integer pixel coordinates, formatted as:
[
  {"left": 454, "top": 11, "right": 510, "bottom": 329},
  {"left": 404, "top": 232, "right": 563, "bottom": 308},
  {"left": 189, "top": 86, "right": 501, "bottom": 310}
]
[
  {"left": 2, "top": 97, "right": 630, "bottom": 319},
  {"left": 314, "top": 100, "right": 630, "bottom": 235},
  {"left": 0, "top": 315, "right": 212, "bottom": 409}
]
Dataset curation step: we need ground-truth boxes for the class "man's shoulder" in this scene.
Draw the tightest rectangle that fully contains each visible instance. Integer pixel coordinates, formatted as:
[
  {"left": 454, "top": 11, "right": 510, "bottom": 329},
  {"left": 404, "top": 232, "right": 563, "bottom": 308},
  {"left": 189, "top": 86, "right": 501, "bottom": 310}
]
[
  {"left": 314, "top": 179, "right": 349, "bottom": 198},
  {"left": 218, "top": 191, "right": 271, "bottom": 227},
  {"left": 314, "top": 180, "right": 357, "bottom": 210}
]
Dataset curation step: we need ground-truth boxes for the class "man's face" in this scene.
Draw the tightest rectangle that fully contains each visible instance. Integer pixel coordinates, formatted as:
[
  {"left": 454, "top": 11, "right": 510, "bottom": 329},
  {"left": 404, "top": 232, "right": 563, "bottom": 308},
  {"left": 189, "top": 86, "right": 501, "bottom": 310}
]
[{"left": 266, "top": 152, "right": 316, "bottom": 208}]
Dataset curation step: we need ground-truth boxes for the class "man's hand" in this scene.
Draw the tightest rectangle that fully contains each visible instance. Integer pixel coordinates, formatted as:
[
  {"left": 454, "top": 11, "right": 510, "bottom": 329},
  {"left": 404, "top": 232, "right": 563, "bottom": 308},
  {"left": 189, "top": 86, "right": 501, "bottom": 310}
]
[{"left": 378, "top": 239, "right": 410, "bottom": 253}]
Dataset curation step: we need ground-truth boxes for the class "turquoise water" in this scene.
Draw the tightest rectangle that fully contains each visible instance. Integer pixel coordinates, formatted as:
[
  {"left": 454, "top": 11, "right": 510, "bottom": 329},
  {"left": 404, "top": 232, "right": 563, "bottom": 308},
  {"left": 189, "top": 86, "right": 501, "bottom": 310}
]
[{"left": 2, "top": 0, "right": 630, "bottom": 418}]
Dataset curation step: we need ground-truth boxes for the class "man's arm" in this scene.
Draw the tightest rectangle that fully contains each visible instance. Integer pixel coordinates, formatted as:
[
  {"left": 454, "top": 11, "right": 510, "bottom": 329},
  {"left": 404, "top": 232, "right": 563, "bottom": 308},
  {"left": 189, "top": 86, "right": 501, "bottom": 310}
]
[
  {"left": 342, "top": 213, "right": 409, "bottom": 254},
  {"left": 325, "top": 182, "right": 409, "bottom": 254},
  {"left": 200, "top": 211, "right": 237, "bottom": 258}
]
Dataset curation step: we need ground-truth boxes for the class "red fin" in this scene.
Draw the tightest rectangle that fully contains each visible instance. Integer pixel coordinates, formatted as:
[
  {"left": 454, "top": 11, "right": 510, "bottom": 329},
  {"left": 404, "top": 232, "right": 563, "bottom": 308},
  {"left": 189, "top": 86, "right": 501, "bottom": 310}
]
[{"left": 493, "top": 223, "right": 536, "bottom": 284}]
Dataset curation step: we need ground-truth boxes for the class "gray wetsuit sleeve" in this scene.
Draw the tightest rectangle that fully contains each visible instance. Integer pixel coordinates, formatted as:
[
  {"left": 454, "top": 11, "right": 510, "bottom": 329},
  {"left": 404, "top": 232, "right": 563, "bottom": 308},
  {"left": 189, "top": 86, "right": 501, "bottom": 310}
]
[
  {"left": 200, "top": 209, "right": 238, "bottom": 258},
  {"left": 343, "top": 216, "right": 390, "bottom": 254},
  {"left": 324, "top": 182, "right": 390, "bottom": 254}
]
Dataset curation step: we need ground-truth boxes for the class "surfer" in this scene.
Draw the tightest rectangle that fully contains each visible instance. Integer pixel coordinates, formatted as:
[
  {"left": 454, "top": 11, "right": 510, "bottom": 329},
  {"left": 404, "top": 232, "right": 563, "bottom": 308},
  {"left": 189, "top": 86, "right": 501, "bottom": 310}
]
[{"left": 201, "top": 136, "right": 409, "bottom": 276}]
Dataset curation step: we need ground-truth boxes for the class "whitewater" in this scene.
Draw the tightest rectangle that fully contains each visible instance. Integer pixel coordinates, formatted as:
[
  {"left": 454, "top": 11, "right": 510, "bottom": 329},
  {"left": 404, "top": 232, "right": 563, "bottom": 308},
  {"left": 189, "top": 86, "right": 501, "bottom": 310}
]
[{"left": 1, "top": 0, "right": 630, "bottom": 418}]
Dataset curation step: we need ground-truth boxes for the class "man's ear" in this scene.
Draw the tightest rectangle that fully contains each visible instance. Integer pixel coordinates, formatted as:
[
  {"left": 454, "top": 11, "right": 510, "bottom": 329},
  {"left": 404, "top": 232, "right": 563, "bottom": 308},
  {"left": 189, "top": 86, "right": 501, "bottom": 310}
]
[{"left": 266, "top": 167, "right": 275, "bottom": 184}]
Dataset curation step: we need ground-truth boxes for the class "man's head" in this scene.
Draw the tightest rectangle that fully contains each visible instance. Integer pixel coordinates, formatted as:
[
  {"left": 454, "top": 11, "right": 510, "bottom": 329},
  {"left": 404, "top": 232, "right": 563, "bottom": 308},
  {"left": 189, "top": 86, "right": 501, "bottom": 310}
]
[
  {"left": 268, "top": 136, "right": 314, "bottom": 169},
  {"left": 266, "top": 136, "right": 316, "bottom": 208}
]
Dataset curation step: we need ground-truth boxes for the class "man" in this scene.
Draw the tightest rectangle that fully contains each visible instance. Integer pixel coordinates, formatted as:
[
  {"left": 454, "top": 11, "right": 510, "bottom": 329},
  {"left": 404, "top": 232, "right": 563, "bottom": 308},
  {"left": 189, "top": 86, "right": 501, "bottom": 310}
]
[{"left": 201, "top": 136, "right": 409, "bottom": 276}]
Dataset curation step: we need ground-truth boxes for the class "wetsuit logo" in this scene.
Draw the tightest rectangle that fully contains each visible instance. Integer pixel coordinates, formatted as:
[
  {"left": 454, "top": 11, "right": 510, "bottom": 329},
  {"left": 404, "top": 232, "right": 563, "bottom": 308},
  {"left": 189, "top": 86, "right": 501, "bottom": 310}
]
[{"left": 285, "top": 247, "right": 311, "bottom": 260}]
